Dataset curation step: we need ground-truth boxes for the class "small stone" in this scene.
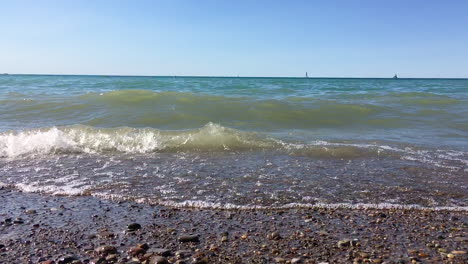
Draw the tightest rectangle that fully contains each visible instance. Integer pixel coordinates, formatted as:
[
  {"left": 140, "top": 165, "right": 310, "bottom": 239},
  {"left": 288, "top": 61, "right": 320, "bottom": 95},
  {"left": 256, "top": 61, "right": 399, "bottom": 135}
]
[
  {"left": 192, "top": 258, "right": 208, "bottom": 264},
  {"left": 40, "top": 261, "right": 54, "bottom": 264},
  {"left": 209, "top": 244, "right": 218, "bottom": 251},
  {"left": 452, "top": 250, "right": 466, "bottom": 255},
  {"left": 372, "top": 259, "right": 382, "bottom": 264},
  {"left": 337, "top": 239, "right": 351, "bottom": 248},
  {"left": 268, "top": 232, "right": 282, "bottom": 240},
  {"left": 13, "top": 217, "right": 24, "bottom": 224},
  {"left": 437, "top": 248, "right": 446, "bottom": 253},
  {"left": 360, "top": 252, "right": 370, "bottom": 258},
  {"left": 25, "top": 209, "right": 37, "bottom": 214},
  {"left": 175, "top": 250, "right": 193, "bottom": 259},
  {"left": 221, "top": 235, "right": 228, "bottom": 242},
  {"left": 291, "top": 256, "right": 306, "bottom": 263},
  {"left": 129, "top": 247, "right": 145, "bottom": 256},
  {"left": 95, "top": 245, "right": 117, "bottom": 255},
  {"left": 178, "top": 234, "right": 199, "bottom": 243},
  {"left": 90, "top": 258, "right": 106, "bottom": 264},
  {"left": 105, "top": 255, "right": 117, "bottom": 261},
  {"left": 149, "top": 256, "right": 169, "bottom": 264},
  {"left": 127, "top": 223, "right": 142, "bottom": 231},
  {"left": 57, "top": 256, "right": 79, "bottom": 264},
  {"left": 98, "top": 230, "right": 114, "bottom": 238},
  {"left": 135, "top": 243, "right": 148, "bottom": 249},
  {"left": 447, "top": 253, "right": 455, "bottom": 259},
  {"left": 418, "top": 252, "right": 428, "bottom": 258}
]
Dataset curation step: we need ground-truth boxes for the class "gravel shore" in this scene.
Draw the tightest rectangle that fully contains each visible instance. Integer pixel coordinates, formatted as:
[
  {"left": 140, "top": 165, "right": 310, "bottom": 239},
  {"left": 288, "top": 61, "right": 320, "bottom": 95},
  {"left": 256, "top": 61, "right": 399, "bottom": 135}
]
[{"left": 1, "top": 188, "right": 466, "bottom": 264}]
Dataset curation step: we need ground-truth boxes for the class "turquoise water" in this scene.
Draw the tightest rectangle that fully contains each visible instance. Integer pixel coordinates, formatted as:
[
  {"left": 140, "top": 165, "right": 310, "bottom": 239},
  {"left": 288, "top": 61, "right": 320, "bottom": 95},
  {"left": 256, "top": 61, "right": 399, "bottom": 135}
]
[
  {"left": 1, "top": 75, "right": 467, "bottom": 148},
  {"left": 0, "top": 75, "right": 467, "bottom": 209}
]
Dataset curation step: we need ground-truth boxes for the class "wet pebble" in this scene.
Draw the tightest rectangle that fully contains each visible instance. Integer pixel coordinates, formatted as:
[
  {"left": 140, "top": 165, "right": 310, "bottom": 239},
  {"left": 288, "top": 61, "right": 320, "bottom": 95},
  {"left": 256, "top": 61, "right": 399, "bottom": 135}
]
[
  {"left": 149, "top": 255, "right": 169, "bottom": 264},
  {"left": 267, "top": 232, "right": 282, "bottom": 240},
  {"left": 129, "top": 246, "right": 146, "bottom": 256},
  {"left": 175, "top": 250, "right": 193, "bottom": 259},
  {"left": 337, "top": 239, "right": 351, "bottom": 248},
  {"left": 95, "top": 245, "right": 117, "bottom": 255},
  {"left": 291, "top": 256, "right": 306, "bottom": 263},
  {"left": 90, "top": 258, "right": 106, "bottom": 264},
  {"left": 13, "top": 217, "right": 24, "bottom": 224},
  {"left": 57, "top": 256, "right": 79, "bottom": 264},
  {"left": 178, "top": 234, "right": 200, "bottom": 243},
  {"left": 127, "top": 223, "right": 142, "bottom": 231}
]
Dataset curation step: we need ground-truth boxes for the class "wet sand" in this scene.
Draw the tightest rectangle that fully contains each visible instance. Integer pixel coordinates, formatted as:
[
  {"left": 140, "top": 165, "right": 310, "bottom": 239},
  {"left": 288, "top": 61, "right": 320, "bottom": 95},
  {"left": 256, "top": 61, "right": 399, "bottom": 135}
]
[{"left": 1, "top": 188, "right": 467, "bottom": 264}]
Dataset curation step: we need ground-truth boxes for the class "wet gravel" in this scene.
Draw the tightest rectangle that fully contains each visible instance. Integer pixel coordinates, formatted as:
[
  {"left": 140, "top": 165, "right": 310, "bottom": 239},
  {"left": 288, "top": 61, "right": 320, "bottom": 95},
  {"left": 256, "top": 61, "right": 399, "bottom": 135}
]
[{"left": 1, "top": 188, "right": 467, "bottom": 263}]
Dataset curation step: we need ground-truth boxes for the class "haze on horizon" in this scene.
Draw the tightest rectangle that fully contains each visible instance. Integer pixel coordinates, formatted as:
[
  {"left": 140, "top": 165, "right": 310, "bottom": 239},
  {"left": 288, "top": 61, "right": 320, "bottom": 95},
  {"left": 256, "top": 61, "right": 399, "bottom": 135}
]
[{"left": 1, "top": 0, "right": 467, "bottom": 78}]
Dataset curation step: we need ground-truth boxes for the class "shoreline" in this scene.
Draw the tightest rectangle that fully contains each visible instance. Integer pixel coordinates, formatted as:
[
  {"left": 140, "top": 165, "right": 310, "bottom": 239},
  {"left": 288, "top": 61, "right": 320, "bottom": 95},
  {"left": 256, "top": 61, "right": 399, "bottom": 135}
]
[{"left": 1, "top": 188, "right": 467, "bottom": 263}]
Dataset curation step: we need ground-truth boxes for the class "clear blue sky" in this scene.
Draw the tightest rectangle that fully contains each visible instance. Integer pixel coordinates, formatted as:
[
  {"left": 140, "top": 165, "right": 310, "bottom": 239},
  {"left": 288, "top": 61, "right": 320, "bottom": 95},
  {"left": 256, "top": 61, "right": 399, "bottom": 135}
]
[{"left": 1, "top": 0, "right": 467, "bottom": 77}]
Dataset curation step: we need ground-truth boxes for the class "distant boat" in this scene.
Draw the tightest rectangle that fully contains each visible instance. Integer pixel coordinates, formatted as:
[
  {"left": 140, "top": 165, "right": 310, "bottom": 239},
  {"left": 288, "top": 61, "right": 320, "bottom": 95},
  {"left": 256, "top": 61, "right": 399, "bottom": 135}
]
[
  {"left": 305, "top": 72, "right": 309, "bottom": 78},
  {"left": 393, "top": 74, "right": 398, "bottom": 79}
]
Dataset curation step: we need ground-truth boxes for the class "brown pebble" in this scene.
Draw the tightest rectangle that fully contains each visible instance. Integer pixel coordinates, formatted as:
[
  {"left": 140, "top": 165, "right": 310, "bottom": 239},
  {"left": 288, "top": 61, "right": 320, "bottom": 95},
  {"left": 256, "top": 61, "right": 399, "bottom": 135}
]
[
  {"left": 149, "top": 256, "right": 169, "bottom": 264},
  {"left": 418, "top": 252, "right": 428, "bottom": 258},
  {"left": 129, "top": 246, "right": 145, "bottom": 256}
]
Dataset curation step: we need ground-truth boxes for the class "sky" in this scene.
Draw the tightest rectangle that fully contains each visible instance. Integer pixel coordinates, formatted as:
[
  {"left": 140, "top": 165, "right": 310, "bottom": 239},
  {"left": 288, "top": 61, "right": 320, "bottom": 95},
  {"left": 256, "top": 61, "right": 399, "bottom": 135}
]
[{"left": 1, "top": 0, "right": 467, "bottom": 78}]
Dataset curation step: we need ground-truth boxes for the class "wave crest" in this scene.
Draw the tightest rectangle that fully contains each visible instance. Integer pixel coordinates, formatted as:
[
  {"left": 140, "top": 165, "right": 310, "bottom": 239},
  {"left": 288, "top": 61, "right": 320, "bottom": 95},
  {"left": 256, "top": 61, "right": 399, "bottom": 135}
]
[
  {"left": 0, "top": 123, "right": 277, "bottom": 157},
  {"left": 1, "top": 124, "right": 466, "bottom": 171}
]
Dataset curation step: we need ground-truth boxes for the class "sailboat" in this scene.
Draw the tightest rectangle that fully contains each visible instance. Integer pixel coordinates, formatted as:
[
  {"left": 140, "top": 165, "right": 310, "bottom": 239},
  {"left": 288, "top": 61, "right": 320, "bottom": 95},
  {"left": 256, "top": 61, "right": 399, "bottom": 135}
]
[
  {"left": 305, "top": 72, "right": 309, "bottom": 78},
  {"left": 393, "top": 74, "right": 398, "bottom": 79}
]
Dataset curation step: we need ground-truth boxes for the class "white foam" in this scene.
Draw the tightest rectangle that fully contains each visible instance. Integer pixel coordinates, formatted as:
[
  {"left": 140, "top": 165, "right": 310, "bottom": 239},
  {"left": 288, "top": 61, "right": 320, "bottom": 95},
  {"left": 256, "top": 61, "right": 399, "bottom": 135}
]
[
  {"left": 155, "top": 199, "right": 468, "bottom": 212},
  {"left": 0, "top": 127, "right": 78, "bottom": 157},
  {"left": 0, "top": 123, "right": 266, "bottom": 158},
  {"left": 15, "top": 182, "right": 88, "bottom": 196},
  {"left": 7, "top": 182, "right": 467, "bottom": 212}
]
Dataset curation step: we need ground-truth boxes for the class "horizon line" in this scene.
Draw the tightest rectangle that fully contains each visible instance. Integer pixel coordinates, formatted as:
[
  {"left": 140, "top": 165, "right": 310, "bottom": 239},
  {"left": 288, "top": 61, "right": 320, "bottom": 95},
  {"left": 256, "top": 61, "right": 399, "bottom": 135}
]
[{"left": 2, "top": 73, "right": 468, "bottom": 79}]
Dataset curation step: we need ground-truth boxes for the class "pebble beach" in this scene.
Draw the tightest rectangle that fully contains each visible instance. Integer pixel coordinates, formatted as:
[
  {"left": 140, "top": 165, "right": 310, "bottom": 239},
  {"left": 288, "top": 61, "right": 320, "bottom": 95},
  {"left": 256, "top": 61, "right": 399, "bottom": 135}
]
[{"left": 1, "top": 188, "right": 466, "bottom": 264}]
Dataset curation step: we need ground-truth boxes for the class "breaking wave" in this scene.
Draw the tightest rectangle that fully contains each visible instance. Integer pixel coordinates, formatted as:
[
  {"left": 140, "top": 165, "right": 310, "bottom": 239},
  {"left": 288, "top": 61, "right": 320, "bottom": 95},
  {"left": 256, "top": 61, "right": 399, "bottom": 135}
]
[{"left": 0, "top": 123, "right": 467, "bottom": 172}]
